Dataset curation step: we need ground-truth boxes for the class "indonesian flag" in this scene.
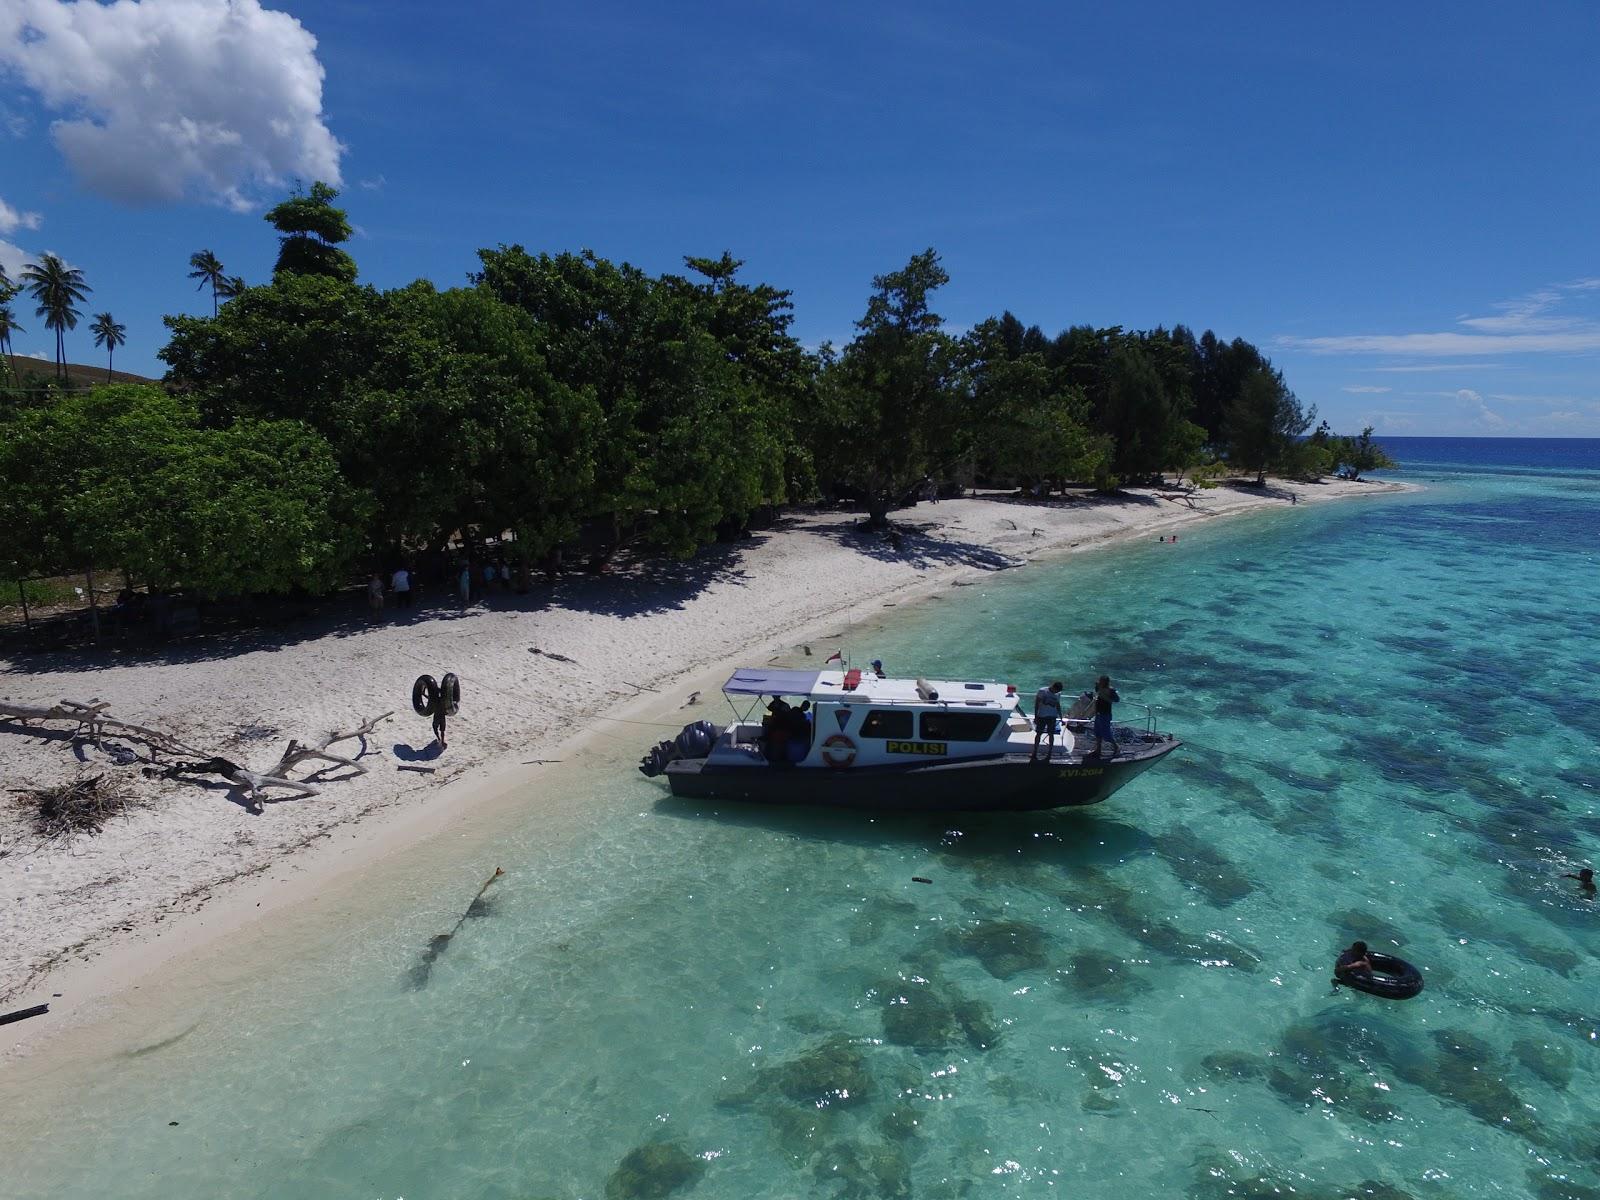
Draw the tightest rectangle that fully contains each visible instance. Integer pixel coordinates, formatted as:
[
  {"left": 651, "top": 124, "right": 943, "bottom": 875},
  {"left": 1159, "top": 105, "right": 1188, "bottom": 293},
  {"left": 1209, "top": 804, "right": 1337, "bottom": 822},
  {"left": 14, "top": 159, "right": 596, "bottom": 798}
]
[{"left": 825, "top": 650, "right": 843, "bottom": 664}]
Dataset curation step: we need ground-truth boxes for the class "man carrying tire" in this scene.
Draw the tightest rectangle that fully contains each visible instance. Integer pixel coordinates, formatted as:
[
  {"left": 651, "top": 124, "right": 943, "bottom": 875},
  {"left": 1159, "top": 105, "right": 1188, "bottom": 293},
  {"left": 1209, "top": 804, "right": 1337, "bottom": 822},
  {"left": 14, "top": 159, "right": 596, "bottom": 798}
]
[{"left": 412, "top": 673, "right": 462, "bottom": 750}]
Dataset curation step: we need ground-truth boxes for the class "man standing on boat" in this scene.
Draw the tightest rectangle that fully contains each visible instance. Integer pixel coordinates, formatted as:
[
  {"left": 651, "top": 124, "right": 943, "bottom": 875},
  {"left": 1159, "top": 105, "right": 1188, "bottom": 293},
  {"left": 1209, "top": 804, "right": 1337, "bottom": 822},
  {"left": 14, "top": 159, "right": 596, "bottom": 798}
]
[
  {"left": 1091, "top": 675, "right": 1121, "bottom": 759},
  {"left": 1031, "top": 681, "right": 1064, "bottom": 763}
]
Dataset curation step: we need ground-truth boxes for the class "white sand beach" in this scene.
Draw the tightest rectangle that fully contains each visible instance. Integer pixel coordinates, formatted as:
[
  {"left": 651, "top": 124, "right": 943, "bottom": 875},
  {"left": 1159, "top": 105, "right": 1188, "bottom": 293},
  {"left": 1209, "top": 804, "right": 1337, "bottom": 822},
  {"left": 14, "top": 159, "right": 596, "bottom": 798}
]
[{"left": 0, "top": 479, "right": 1406, "bottom": 1054}]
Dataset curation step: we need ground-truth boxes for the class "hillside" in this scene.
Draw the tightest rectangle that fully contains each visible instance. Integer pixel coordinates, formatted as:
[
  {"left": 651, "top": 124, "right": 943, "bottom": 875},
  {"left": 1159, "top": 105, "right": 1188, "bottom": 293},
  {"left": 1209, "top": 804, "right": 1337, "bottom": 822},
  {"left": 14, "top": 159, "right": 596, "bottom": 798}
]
[{"left": 4, "top": 359, "right": 158, "bottom": 390}]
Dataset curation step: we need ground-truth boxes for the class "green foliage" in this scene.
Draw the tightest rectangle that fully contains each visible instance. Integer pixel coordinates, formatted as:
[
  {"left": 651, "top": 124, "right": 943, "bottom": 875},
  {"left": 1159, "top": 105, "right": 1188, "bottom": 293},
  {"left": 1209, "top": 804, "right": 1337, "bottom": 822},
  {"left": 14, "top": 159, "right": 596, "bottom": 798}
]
[
  {"left": 20, "top": 252, "right": 91, "bottom": 379},
  {"left": 188, "top": 249, "right": 226, "bottom": 316},
  {"left": 1332, "top": 426, "right": 1397, "bottom": 479},
  {"left": 90, "top": 312, "right": 126, "bottom": 381},
  {"left": 810, "top": 249, "right": 963, "bottom": 525},
  {"left": 265, "top": 181, "right": 357, "bottom": 283},
  {"left": 0, "top": 386, "right": 362, "bottom": 595},
  {"left": 963, "top": 318, "right": 1109, "bottom": 491},
  {"left": 1223, "top": 364, "right": 1316, "bottom": 484},
  {"left": 163, "top": 273, "right": 603, "bottom": 559},
  {"left": 474, "top": 245, "right": 798, "bottom": 555}
]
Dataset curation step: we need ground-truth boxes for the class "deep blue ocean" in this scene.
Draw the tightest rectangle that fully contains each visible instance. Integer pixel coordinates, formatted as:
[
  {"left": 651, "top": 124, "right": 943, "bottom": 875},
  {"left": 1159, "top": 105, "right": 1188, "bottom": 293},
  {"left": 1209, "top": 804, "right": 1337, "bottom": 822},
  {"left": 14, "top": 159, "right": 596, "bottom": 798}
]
[{"left": 3, "top": 438, "right": 1597, "bottom": 1200}]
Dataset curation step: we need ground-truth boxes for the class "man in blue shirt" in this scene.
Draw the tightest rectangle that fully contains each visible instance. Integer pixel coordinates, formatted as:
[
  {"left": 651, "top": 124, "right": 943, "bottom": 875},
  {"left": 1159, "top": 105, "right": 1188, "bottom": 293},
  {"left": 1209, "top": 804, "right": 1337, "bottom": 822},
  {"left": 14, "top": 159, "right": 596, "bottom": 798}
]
[{"left": 1031, "top": 681, "right": 1064, "bottom": 763}]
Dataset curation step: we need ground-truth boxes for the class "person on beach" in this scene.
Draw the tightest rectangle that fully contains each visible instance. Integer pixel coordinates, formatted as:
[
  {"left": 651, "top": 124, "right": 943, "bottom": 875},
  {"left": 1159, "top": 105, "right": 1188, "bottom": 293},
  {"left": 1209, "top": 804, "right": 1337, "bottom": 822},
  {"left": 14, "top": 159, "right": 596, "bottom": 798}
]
[
  {"left": 366, "top": 573, "right": 385, "bottom": 621},
  {"left": 1031, "top": 681, "right": 1064, "bottom": 763},
  {"left": 483, "top": 561, "right": 497, "bottom": 595},
  {"left": 1563, "top": 867, "right": 1595, "bottom": 897},
  {"left": 391, "top": 564, "right": 412, "bottom": 609},
  {"left": 1091, "top": 675, "right": 1120, "bottom": 759},
  {"left": 432, "top": 703, "right": 448, "bottom": 749},
  {"left": 458, "top": 563, "right": 472, "bottom": 609}
]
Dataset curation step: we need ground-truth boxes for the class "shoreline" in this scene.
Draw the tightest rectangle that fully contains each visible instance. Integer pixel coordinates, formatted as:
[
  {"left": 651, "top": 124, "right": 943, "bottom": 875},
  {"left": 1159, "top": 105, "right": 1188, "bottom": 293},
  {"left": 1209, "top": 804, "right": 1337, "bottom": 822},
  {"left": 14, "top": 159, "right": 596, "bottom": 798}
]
[{"left": 0, "top": 477, "right": 1413, "bottom": 1061}]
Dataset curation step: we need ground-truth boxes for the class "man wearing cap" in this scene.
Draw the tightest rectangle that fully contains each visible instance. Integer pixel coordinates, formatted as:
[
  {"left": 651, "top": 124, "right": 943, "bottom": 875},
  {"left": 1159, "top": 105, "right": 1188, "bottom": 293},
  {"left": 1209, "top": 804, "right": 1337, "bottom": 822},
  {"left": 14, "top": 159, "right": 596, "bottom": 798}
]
[{"left": 1031, "top": 681, "right": 1064, "bottom": 763}]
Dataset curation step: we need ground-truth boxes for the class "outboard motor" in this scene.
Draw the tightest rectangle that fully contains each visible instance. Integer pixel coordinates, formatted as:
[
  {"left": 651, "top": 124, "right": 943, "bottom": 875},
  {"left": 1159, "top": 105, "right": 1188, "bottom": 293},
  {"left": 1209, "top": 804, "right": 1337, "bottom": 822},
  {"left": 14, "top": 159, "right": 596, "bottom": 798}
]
[{"left": 639, "top": 720, "right": 723, "bottom": 778}]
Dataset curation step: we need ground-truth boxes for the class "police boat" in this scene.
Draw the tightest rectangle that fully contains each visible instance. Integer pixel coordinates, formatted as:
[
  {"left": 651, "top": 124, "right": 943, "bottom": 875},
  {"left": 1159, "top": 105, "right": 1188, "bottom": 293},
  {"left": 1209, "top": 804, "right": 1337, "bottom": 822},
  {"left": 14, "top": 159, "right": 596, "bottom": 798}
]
[{"left": 639, "top": 667, "right": 1180, "bottom": 812}]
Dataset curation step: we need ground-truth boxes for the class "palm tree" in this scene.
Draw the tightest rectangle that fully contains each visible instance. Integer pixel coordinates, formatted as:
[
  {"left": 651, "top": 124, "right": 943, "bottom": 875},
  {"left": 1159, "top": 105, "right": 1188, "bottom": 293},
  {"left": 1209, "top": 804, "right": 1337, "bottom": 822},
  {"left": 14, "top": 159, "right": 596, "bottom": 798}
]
[
  {"left": 0, "top": 266, "right": 19, "bottom": 382},
  {"left": 188, "top": 249, "right": 226, "bottom": 316},
  {"left": 90, "top": 312, "right": 126, "bottom": 382},
  {"left": 20, "top": 253, "right": 91, "bottom": 382},
  {"left": 216, "top": 274, "right": 247, "bottom": 304},
  {"left": 0, "top": 304, "right": 22, "bottom": 383}
]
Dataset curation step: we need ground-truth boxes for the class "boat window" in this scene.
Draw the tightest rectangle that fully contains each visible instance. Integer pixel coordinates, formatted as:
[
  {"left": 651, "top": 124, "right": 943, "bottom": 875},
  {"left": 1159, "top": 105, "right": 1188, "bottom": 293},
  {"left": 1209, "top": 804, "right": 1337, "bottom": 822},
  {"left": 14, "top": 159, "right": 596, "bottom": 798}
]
[
  {"left": 859, "top": 709, "right": 914, "bottom": 739},
  {"left": 920, "top": 711, "right": 1001, "bottom": 742}
]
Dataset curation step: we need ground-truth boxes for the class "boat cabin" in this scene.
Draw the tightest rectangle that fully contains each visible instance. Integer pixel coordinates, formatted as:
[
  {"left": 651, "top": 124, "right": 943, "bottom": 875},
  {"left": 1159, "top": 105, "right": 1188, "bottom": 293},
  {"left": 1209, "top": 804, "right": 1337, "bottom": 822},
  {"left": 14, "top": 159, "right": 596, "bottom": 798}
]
[{"left": 707, "top": 666, "right": 1061, "bottom": 770}]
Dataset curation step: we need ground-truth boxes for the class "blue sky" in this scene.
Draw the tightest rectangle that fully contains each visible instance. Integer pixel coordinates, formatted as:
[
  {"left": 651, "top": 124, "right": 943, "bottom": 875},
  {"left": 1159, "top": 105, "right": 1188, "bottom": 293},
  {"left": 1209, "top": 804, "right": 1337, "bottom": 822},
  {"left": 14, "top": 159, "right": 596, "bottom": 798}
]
[{"left": 2, "top": 0, "right": 1597, "bottom": 435}]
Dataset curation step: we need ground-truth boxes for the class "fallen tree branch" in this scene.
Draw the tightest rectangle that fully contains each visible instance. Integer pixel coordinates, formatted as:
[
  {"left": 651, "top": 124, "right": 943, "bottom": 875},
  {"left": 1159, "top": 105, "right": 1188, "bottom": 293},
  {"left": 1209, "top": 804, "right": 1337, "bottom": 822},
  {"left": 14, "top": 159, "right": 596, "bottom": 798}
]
[
  {"left": 1, "top": 699, "right": 208, "bottom": 759},
  {"left": 4, "top": 699, "right": 394, "bottom": 814}
]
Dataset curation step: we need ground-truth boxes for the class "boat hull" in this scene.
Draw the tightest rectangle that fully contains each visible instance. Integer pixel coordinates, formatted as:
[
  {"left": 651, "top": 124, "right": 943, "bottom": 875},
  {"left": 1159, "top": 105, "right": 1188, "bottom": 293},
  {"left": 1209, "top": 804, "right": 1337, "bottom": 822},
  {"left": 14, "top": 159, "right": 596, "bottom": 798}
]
[{"left": 662, "top": 738, "right": 1180, "bottom": 812}]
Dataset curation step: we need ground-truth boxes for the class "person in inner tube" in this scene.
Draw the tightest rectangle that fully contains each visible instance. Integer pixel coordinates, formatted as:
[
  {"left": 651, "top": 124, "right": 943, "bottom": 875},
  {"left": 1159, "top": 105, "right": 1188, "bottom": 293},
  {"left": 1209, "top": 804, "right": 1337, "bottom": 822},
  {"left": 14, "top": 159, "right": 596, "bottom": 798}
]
[{"left": 1335, "top": 940, "right": 1375, "bottom": 979}]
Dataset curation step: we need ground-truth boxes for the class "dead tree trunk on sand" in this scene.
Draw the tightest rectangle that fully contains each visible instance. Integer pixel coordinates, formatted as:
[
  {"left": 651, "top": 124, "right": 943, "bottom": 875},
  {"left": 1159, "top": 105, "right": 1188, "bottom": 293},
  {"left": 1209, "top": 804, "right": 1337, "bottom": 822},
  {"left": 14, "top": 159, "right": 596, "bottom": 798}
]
[{"left": 0, "top": 700, "right": 394, "bottom": 812}]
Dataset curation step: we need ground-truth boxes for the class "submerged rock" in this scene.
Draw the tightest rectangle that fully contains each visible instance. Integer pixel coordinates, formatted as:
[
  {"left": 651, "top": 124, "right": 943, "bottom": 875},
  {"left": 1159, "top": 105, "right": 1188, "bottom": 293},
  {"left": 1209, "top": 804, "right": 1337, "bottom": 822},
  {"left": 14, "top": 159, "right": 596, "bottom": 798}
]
[
  {"left": 1065, "top": 867, "right": 1261, "bottom": 971},
  {"left": 604, "top": 1142, "right": 704, "bottom": 1200},
  {"left": 1530, "top": 1172, "right": 1600, "bottom": 1200},
  {"left": 1326, "top": 908, "right": 1408, "bottom": 949},
  {"left": 1058, "top": 949, "right": 1151, "bottom": 1002},
  {"left": 1158, "top": 832, "right": 1254, "bottom": 908},
  {"left": 952, "top": 998, "right": 1003, "bottom": 1051},
  {"left": 878, "top": 977, "right": 959, "bottom": 1051},
  {"left": 810, "top": 1138, "right": 911, "bottom": 1200},
  {"left": 1514, "top": 1038, "right": 1575, "bottom": 1090},
  {"left": 944, "top": 918, "right": 1050, "bottom": 979},
  {"left": 768, "top": 1035, "right": 875, "bottom": 1109},
  {"left": 1198, "top": 1050, "right": 1267, "bottom": 1081},
  {"left": 1187, "top": 1149, "right": 1414, "bottom": 1200}
]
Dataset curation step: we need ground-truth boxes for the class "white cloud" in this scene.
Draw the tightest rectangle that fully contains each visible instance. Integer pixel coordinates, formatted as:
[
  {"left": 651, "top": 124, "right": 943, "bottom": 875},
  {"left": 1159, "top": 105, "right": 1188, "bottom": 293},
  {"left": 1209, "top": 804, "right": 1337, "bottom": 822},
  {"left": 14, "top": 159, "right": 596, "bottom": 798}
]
[
  {"left": 0, "top": 0, "right": 343, "bottom": 211},
  {"left": 1340, "top": 385, "right": 1391, "bottom": 394},
  {"left": 0, "top": 238, "right": 27, "bottom": 278},
  {"left": 1454, "top": 388, "right": 1508, "bottom": 431},
  {"left": 1367, "top": 362, "right": 1507, "bottom": 373},
  {"left": 1285, "top": 330, "right": 1600, "bottom": 355},
  {"left": 0, "top": 195, "right": 40, "bottom": 234},
  {"left": 359, "top": 174, "right": 386, "bottom": 191},
  {"left": 1281, "top": 277, "right": 1600, "bottom": 357}
]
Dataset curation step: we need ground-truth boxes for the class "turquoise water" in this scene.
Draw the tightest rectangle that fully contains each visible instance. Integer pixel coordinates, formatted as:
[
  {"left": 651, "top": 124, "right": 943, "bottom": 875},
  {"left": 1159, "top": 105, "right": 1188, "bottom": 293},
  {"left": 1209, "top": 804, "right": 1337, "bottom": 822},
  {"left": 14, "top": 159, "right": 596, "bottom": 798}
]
[{"left": 6, "top": 451, "right": 1599, "bottom": 1199}]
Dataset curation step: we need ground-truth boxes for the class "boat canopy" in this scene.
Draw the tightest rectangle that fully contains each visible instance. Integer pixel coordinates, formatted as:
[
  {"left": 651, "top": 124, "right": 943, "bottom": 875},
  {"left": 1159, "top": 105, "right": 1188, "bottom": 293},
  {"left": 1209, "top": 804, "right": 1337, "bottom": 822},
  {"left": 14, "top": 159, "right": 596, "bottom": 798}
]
[{"left": 723, "top": 668, "right": 822, "bottom": 697}]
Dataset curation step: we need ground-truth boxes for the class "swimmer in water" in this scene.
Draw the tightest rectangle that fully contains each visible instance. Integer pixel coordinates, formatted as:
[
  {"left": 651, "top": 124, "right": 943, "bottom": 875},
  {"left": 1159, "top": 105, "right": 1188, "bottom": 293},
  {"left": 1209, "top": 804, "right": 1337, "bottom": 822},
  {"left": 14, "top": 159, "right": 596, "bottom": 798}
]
[{"left": 1562, "top": 867, "right": 1595, "bottom": 897}]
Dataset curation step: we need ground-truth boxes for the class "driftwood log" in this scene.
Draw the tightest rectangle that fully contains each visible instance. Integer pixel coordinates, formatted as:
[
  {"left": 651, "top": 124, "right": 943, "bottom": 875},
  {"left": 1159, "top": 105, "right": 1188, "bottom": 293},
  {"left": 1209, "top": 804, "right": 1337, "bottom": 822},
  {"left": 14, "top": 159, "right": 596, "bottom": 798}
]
[
  {"left": 0, "top": 699, "right": 209, "bottom": 758},
  {"left": 1, "top": 700, "right": 394, "bottom": 812}
]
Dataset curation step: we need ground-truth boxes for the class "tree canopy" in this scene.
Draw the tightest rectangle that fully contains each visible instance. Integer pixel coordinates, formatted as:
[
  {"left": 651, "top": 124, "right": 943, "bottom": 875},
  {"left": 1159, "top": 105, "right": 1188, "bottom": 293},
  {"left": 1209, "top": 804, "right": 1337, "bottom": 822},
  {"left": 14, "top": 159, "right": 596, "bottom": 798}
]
[
  {"left": 265, "top": 181, "right": 357, "bottom": 283},
  {"left": 4, "top": 181, "right": 1399, "bottom": 606},
  {"left": 0, "top": 386, "right": 361, "bottom": 595}
]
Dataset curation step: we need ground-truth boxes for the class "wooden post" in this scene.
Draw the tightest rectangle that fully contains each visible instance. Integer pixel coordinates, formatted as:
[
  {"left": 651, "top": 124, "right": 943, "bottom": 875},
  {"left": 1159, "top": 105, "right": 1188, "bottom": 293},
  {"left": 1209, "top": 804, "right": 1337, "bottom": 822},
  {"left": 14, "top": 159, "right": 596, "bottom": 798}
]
[
  {"left": 85, "top": 563, "right": 100, "bottom": 641},
  {"left": 17, "top": 580, "right": 29, "bottom": 632}
]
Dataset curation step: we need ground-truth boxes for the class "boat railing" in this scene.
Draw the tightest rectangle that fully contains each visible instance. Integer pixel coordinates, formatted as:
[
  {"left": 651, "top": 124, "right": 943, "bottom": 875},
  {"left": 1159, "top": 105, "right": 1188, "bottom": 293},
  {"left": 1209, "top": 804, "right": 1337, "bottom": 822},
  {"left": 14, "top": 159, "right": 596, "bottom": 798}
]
[
  {"left": 1064, "top": 701, "right": 1159, "bottom": 736},
  {"left": 1123, "top": 702, "right": 1159, "bottom": 736}
]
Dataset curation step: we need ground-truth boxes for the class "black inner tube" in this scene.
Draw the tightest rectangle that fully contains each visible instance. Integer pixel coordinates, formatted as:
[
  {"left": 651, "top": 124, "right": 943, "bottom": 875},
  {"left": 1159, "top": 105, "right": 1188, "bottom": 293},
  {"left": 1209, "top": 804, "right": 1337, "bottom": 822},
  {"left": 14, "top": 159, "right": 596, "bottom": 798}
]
[{"left": 1334, "top": 950, "right": 1424, "bottom": 1000}]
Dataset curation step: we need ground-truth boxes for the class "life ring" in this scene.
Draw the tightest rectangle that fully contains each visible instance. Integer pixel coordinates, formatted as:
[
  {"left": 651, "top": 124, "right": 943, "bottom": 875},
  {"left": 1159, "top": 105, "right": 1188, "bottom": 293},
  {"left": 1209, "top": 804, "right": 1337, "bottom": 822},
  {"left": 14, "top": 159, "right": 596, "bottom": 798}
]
[
  {"left": 1334, "top": 951, "right": 1424, "bottom": 1000},
  {"left": 440, "top": 672, "right": 462, "bottom": 716},
  {"left": 412, "top": 674, "right": 440, "bottom": 717},
  {"left": 820, "top": 734, "right": 857, "bottom": 769}
]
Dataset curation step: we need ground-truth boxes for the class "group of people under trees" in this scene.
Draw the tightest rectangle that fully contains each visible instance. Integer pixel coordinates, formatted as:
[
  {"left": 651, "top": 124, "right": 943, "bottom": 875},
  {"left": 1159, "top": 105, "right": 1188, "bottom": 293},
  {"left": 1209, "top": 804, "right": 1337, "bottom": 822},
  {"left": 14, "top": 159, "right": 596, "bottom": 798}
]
[
  {"left": 365, "top": 556, "right": 520, "bottom": 620},
  {"left": 1031, "top": 676, "right": 1120, "bottom": 762}
]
